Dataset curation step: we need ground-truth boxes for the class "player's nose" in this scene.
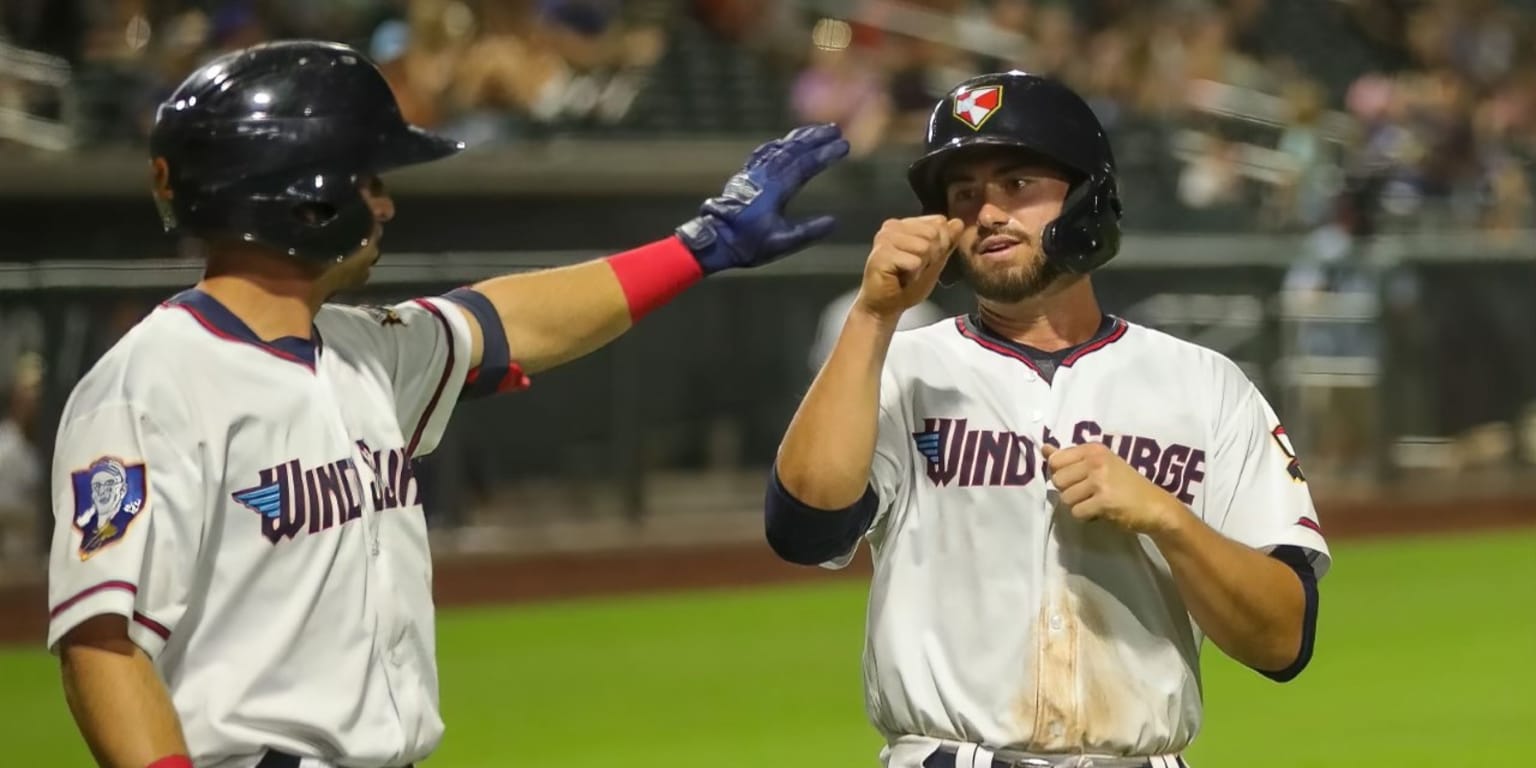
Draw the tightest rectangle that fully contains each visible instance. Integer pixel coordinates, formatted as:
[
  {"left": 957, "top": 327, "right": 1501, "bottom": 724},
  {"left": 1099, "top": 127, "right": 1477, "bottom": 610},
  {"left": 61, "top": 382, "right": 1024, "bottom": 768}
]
[{"left": 978, "top": 201, "right": 1010, "bottom": 229}]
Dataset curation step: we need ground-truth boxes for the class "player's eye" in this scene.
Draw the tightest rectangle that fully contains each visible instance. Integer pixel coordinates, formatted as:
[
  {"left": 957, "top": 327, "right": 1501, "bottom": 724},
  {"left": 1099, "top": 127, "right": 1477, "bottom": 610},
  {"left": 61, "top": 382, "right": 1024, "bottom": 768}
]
[
  {"left": 1006, "top": 176, "right": 1033, "bottom": 191},
  {"left": 948, "top": 186, "right": 978, "bottom": 204}
]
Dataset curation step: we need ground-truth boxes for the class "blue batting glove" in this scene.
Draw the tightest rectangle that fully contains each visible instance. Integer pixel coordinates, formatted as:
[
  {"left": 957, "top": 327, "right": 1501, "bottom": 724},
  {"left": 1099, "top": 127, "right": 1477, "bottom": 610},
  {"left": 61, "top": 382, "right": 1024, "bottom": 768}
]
[{"left": 676, "top": 124, "right": 851, "bottom": 275}]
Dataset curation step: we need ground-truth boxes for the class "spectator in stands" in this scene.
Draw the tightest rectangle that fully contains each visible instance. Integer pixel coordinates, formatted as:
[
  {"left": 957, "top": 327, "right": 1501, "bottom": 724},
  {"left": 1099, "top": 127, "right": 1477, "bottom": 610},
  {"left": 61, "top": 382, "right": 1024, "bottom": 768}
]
[
  {"left": 536, "top": 0, "right": 626, "bottom": 71},
  {"left": 1022, "top": 2, "right": 1077, "bottom": 78},
  {"left": 207, "top": 0, "right": 269, "bottom": 57},
  {"left": 1280, "top": 185, "right": 1389, "bottom": 480},
  {"left": 1275, "top": 78, "right": 1338, "bottom": 230},
  {"left": 790, "top": 41, "right": 891, "bottom": 158},
  {"left": 448, "top": 0, "right": 572, "bottom": 134},
  {"left": 371, "top": 19, "right": 442, "bottom": 130},
  {"left": 1177, "top": 134, "right": 1245, "bottom": 211},
  {"left": 808, "top": 290, "right": 944, "bottom": 374},
  {"left": 959, "top": 0, "right": 1032, "bottom": 73},
  {"left": 0, "top": 353, "right": 44, "bottom": 566}
]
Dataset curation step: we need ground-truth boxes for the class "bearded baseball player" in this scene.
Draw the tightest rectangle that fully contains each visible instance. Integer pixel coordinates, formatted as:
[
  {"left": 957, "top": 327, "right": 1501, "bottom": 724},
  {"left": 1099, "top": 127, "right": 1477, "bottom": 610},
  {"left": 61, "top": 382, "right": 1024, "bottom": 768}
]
[
  {"left": 767, "top": 72, "right": 1330, "bottom": 768},
  {"left": 46, "top": 40, "right": 848, "bottom": 768}
]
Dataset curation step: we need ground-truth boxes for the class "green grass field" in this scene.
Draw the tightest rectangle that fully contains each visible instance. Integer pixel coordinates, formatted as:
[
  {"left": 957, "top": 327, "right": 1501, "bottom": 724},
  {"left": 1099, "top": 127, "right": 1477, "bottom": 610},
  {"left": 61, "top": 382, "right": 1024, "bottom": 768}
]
[{"left": 5, "top": 530, "right": 1534, "bottom": 766}]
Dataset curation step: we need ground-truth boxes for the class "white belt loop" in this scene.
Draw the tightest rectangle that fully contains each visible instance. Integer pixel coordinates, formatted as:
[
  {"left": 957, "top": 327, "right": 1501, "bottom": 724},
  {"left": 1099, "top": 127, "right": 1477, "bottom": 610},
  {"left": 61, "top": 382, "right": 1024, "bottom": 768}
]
[
  {"left": 971, "top": 746, "right": 996, "bottom": 768},
  {"left": 955, "top": 744, "right": 976, "bottom": 768}
]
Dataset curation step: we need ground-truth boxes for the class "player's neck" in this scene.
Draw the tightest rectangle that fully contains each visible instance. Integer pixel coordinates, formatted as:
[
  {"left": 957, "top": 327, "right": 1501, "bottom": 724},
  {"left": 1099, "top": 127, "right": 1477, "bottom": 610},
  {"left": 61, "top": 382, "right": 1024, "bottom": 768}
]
[
  {"left": 975, "top": 279, "right": 1103, "bottom": 352},
  {"left": 198, "top": 246, "right": 326, "bottom": 341}
]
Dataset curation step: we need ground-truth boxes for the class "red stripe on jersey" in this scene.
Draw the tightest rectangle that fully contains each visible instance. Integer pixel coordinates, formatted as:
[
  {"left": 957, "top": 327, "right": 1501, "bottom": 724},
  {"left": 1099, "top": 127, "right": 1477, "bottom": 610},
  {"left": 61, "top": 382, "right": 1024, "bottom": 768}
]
[
  {"left": 1060, "top": 318, "right": 1128, "bottom": 366},
  {"left": 953, "top": 317, "right": 1046, "bottom": 375},
  {"left": 408, "top": 299, "right": 458, "bottom": 457},
  {"left": 133, "top": 611, "right": 172, "bottom": 640},
  {"left": 1297, "top": 517, "right": 1323, "bottom": 534},
  {"left": 167, "top": 304, "right": 316, "bottom": 371},
  {"left": 50, "top": 580, "right": 137, "bottom": 619}
]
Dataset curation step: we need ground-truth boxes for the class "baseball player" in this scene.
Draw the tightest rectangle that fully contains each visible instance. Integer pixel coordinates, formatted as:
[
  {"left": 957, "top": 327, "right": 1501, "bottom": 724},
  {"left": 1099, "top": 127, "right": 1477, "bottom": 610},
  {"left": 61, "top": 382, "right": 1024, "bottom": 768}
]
[
  {"left": 766, "top": 72, "right": 1331, "bottom": 768},
  {"left": 46, "top": 40, "right": 849, "bottom": 768}
]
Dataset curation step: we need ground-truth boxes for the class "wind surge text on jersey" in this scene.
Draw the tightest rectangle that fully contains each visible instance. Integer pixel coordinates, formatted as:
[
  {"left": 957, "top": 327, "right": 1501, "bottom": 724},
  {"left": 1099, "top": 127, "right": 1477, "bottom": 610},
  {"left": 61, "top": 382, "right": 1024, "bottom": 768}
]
[
  {"left": 912, "top": 418, "right": 1208, "bottom": 504},
  {"left": 231, "top": 440, "right": 419, "bottom": 544}
]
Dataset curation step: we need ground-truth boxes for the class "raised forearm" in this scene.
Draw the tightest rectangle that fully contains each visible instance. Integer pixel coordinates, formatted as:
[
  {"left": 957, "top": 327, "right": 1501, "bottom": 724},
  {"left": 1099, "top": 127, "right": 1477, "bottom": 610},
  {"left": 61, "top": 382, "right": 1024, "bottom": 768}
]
[
  {"left": 1150, "top": 502, "right": 1307, "bottom": 672},
  {"left": 61, "top": 619, "right": 187, "bottom": 768},
  {"left": 470, "top": 238, "right": 698, "bottom": 374},
  {"left": 776, "top": 308, "right": 899, "bottom": 509}
]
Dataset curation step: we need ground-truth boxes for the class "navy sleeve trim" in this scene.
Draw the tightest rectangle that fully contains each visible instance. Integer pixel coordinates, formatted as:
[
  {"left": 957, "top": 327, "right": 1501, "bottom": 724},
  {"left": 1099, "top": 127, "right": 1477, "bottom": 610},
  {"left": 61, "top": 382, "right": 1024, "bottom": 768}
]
[
  {"left": 443, "top": 286, "right": 513, "bottom": 400},
  {"left": 763, "top": 468, "right": 879, "bottom": 566},
  {"left": 1258, "top": 544, "right": 1320, "bottom": 683}
]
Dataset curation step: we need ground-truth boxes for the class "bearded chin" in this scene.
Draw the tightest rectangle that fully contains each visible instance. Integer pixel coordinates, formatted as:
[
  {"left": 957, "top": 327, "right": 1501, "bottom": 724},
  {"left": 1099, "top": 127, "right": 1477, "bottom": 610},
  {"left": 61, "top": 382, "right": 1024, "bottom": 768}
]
[{"left": 958, "top": 252, "right": 1068, "bottom": 303}]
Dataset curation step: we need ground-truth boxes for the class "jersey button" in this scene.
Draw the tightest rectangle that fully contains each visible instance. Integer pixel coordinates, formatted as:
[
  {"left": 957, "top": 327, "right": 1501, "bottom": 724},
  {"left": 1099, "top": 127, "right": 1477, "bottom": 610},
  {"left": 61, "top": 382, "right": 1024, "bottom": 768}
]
[
  {"left": 1048, "top": 614, "right": 1063, "bottom": 632},
  {"left": 1029, "top": 410, "right": 1043, "bottom": 423}
]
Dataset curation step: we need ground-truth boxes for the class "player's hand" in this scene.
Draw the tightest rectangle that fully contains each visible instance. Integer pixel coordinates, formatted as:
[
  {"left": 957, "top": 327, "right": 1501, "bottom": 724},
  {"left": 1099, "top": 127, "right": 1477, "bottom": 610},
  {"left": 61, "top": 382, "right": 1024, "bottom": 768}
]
[
  {"left": 676, "top": 123, "right": 850, "bottom": 274},
  {"left": 1042, "top": 443, "right": 1189, "bottom": 536},
  {"left": 854, "top": 215, "right": 963, "bottom": 319}
]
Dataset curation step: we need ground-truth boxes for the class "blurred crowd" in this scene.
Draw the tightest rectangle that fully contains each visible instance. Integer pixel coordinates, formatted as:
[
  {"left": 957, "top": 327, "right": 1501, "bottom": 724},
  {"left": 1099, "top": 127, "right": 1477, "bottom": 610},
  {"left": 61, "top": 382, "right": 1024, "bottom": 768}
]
[
  {"left": 697, "top": 0, "right": 1536, "bottom": 234},
  {"left": 0, "top": 0, "right": 667, "bottom": 147},
  {"left": 4, "top": 0, "right": 1533, "bottom": 233}
]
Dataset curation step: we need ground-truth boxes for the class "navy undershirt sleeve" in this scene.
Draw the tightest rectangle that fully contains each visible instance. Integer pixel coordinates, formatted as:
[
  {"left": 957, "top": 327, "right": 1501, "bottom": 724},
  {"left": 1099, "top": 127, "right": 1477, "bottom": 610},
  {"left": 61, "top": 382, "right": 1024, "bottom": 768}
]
[
  {"left": 764, "top": 468, "right": 880, "bottom": 566},
  {"left": 443, "top": 286, "right": 512, "bottom": 400},
  {"left": 1256, "top": 544, "right": 1320, "bottom": 682}
]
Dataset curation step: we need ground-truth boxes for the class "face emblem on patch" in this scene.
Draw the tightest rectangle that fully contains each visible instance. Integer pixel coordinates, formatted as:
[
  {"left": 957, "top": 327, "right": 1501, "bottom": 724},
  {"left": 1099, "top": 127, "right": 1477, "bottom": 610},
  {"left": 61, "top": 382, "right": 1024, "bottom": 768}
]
[
  {"left": 953, "top": 85, "right": 1003, "bottom": 131},
  {"left": 71, "top": 456, "right": 149, "bottom": 559}
]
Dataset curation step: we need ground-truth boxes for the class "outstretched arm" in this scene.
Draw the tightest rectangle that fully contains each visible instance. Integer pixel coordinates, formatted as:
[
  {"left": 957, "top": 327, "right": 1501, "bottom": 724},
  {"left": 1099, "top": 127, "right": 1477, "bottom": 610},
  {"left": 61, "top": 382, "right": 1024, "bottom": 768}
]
[{"left": 451, "top": 125, "right": 849, "bottom": 375}]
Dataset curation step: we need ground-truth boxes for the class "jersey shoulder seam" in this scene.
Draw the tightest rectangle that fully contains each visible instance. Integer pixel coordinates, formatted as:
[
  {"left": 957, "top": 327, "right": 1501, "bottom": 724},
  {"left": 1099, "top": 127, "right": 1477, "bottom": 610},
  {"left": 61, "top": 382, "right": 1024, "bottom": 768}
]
[{"left": 59, "top": 399, "right": 202, "bottom": 472}]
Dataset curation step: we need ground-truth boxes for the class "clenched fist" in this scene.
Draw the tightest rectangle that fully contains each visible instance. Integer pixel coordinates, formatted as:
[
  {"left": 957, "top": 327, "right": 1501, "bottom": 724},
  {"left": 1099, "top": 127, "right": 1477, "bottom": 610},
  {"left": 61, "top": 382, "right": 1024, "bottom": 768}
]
[
  {"left": 855, "top": 215, "right": 964, "bottom": 319},
  {"left": 1043, "top": 442, "right": 1191, "bottom": 536}
]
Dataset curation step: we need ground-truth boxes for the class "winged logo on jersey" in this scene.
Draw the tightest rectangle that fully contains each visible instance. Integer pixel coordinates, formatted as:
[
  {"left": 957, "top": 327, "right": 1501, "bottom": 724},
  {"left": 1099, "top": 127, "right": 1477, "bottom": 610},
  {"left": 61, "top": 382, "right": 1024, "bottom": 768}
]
[
  {"left": 232, "top": 481, "right": 284, "bottom": 519},
  {"left": 70, "top": 456, "right": 149, "bottom": 560},
  {"left": 912, "top": 428, "right": 943, "bottom": 464}
]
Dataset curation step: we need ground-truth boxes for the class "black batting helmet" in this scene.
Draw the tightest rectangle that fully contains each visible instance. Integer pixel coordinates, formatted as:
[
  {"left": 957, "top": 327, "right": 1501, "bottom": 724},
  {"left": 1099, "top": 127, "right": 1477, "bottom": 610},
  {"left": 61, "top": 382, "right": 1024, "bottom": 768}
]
[
  {"left": 907, "top": 71, "right": 1123, "bottom": 275},
  {"left": 149, "top": 40, "right": 464, "bottom": 263}
]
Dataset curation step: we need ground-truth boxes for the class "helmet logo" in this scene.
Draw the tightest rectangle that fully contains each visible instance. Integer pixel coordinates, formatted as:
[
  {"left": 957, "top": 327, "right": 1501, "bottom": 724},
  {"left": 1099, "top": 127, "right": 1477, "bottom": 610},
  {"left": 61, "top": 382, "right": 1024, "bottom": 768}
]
[{"left": 952, "top": 85, "right": 1003, "bottom": 131}]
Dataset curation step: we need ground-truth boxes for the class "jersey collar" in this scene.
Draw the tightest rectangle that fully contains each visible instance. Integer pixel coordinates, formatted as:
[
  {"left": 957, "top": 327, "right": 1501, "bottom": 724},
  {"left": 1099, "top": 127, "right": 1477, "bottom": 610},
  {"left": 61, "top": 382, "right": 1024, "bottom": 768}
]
[
  {"left": 955, "top": 313, "right": 1128, "bottom": 373},
  {"left": 164, "top": 289, "right": 319, "bottom": 370}
]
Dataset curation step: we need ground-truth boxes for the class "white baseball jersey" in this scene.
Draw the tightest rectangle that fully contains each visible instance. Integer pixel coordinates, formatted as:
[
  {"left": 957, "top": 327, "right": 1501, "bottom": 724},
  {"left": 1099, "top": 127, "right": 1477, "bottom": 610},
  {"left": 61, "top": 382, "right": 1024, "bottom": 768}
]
[
  {"left": 47, "top": 289, "right": 479, "bottom": 768},
  {"left": 826, "top": 314, "right": 1331, "bottom": 767}
]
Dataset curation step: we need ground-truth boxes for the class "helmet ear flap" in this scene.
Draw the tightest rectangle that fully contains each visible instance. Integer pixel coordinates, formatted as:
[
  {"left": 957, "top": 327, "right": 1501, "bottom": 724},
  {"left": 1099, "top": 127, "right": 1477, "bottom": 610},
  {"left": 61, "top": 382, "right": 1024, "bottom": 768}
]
[{"left": 1042, "top": 173, "right": 1121, "bottom": 275}]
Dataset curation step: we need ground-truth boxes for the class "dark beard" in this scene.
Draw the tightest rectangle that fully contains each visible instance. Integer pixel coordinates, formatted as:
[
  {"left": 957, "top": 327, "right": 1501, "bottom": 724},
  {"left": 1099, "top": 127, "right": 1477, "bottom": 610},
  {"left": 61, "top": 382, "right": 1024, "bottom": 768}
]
[{"left": 956, "top": 249, "right": 1068, "bottom": 303}]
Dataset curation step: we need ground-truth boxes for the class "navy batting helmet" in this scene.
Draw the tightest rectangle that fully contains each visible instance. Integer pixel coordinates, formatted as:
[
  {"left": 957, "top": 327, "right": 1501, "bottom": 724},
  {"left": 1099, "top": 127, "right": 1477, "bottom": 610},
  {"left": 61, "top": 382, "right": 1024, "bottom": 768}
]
[
  {"left": 907, "top": 71, "right": 1122, "bottom": 275},
  {"left": 149, "top": 40, "right": 464, "bottom": 263}
]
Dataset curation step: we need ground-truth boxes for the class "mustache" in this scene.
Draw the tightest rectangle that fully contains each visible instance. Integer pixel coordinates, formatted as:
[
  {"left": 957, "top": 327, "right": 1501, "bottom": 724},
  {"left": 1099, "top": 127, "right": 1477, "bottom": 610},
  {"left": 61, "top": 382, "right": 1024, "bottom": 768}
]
[{"left": 971, "top": 224, "right": 1032, "bottom": 247}]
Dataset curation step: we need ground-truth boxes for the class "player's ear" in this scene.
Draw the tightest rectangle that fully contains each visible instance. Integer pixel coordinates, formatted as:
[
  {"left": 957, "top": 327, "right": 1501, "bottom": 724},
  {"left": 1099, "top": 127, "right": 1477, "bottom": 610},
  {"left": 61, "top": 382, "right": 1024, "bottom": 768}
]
[
  {"left": 150, "top": 157, "right": 178, "bottom": 232},
  {"left": 150, "top": 157, "right": 172, "bottom": 202}
]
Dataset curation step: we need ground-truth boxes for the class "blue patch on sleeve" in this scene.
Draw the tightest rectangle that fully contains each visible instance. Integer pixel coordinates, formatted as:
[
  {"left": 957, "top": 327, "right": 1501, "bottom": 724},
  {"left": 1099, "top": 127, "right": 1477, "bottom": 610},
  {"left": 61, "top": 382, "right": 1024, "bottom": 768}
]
[{"left": 71, "top": 456, "right": 149, "bottom": 560}]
